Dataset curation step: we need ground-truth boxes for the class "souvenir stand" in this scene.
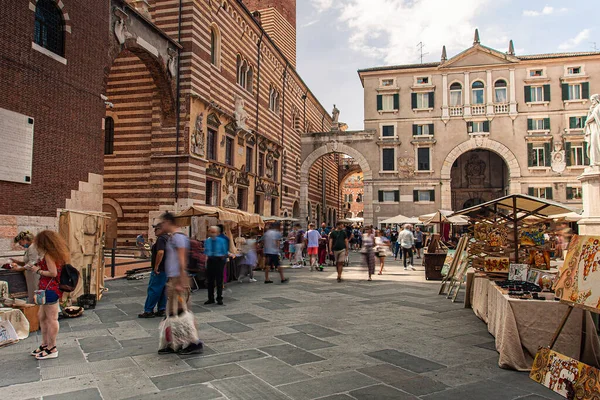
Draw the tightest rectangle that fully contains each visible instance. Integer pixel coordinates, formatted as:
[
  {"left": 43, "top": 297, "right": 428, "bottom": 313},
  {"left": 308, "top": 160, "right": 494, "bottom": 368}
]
[
  {"left": 175, "top": 206, "right": 264, "bottom": 282},
  {"left": 441, "top": 195, "right": 600, "bottom": 372}
]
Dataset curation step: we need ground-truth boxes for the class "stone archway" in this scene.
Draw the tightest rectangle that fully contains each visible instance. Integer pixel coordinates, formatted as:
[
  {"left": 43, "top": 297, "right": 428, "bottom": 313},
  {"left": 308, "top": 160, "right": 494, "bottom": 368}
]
[
  {"left": 300, "top": 142, "right": 373, "bottom": 226},
  {"left": 440, "top": 138, "right": 521, "bottom": 210}
]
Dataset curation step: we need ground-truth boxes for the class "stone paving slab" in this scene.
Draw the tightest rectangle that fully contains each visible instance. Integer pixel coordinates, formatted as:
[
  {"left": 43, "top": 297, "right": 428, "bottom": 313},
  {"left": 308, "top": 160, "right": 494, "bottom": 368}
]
[
  {"left": 421, "top": 378, "right": 529, "bottom": 400},
  {"left": 150, "top": 369, "right": 215, "bottom": 390},
  {"left": 277, "top": 371, "right": 378, "bottom": 400},
  {"left": 94, "top": 365, "right": 157, "bottom": 400},
  {"left": 209, "top": 320, "right": 254, "bottom": 334},
  {"left": 184, "top": 349, "right": 267, "bottom": 369},
  {"left": 79, "top": 335, "right": 121, "bottom": 353},
  {"left": 366, "top": 349, "right": 446, "bottom": 373},
  {"left": 275, "top": 332, "right": 336, "bottom": 351},
  {"left": 238, "top": 357, "right": 312, "bottom": 386},
  {"left": 42, "top": 388, "right": 103, "bottom": 400},
  {"left": 122, "top": 383, "right": 223, "bottom": 400},
  {"left": 349, "top": 384, "right": 419, "bottom": 399},
  {"left": 226, "top": 313, "right": 270, "bottom": 325},
  {"left": 289, "top": 323, "right": 342, "bottom": 338},
  {"left": 211, "top": 375, "right": 289, "bottom": 400},
  {"left": 260, "top": 344, "right": 325, "bottom": 366}
]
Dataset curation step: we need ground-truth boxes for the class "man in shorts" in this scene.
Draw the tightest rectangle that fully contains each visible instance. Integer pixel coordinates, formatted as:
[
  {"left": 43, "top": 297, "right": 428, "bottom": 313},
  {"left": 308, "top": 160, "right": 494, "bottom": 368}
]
[
  {"left": 263, "top": 223, "right": 289, "bottom": 284},
  {"left": 329, "top": 222, "right": 349, "bottom": 282},
  {"left": 306, "top": 223, "right": 321, "bottom": 271},
  {"left": 414, "top": 226, "right": 424, "bottom": 259}
]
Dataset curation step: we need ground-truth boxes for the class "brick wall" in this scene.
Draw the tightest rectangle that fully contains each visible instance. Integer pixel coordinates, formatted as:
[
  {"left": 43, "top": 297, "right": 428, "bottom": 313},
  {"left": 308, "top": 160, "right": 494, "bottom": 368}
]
[
  {"left": 241, "top": 0, "right": 296, "bottom": 28},
  {"left": 0, "top": 0, "right": 110, "bottom": 217}
]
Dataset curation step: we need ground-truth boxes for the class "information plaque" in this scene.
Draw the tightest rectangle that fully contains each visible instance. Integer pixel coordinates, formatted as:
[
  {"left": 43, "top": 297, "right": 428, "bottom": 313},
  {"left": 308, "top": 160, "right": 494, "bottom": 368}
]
[{"left": 0, "top": 108, "right": 34, "bottom": 184}]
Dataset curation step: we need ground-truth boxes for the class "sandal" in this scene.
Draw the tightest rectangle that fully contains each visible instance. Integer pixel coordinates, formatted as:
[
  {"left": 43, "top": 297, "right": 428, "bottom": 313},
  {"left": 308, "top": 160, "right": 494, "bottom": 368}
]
[
  {"left": 31, "top": 345, "right": 47, "bottom": 356},
  {"left": 36, "top": 346, "right": 58, "bottom": 360},
  {"left": 378, "top": 272, "right": 383, "bottom": 275}
]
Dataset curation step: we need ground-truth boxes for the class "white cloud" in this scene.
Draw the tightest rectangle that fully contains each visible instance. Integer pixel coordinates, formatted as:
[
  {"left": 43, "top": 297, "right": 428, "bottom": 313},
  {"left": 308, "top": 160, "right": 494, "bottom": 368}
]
[
  {"left": 321, "top": 0, "right": 493, "bottom": 65},
  {"left": 301, "top": 20, "right": 320, "bottom": 28},
  {"left": 558, "top": 29, "right": 592, "bottom": 50},
  {"left": 311, "top": 0, "right": 334, "bottom": 12},
  {"left": 523, "top": 6, "right": 568, "bottom": 17}
]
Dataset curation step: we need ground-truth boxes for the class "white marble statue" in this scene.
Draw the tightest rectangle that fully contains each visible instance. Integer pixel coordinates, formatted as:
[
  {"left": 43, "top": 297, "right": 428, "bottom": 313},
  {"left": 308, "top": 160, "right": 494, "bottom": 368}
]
[
  {"left": 551, "top": 137, "right": 566, "bottom": 174},
  {"left": 234, "top": 95, "right": 248, "bottom": 130},
  {"left": 585, "top": 94, "right": 600, "bottom": 166},
  {"left": 332, "top": 104, "right": 340, "bottom": 124}
]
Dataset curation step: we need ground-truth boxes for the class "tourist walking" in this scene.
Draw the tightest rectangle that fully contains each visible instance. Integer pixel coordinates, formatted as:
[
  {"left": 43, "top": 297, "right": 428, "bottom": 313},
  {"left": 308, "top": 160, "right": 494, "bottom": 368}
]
[
  {"left": 375, "top": 230, "right": 390, "bottom": 275},
  {"left": 398, "top": 224, "right": 416, "bottom": 271},
  {"left": 306, "top": 223, "right": 321, "bottom": 271},
  {"left": 329, "top": 222, "right": 349, "bottom": 282},
  {"left": 204, "top": 226, "right": 229, "bottom": 305},
  {"left": 10, "top": 231, "right": 39, "bottom": 304},
  {"left": 390, "top": 229, "right": 399, "bottom": 261},
  {"left": 361, "top": 226, "right": 375, "bottom": 281},
  {"left": 264, "top": 223, "right": 288, "bottom": 284},
  {"left": 238, "top": 237, "right": 258, "bottom": 283},
  {"left": 318, "top": 231, "right": 328, "bottom": 269},
  {"left": 293, "top": 224, "right": 305, "bottom": 268},
  {"left": 29, "top": 230, "right": 69, "bottom": 360},
  {"left": 160, "top": 212, "right": 203, "bottom": 355},
  {"left": 136, "top": 233, "right": 148, "bottom": 258},
  {"left": 139, "top": 222, "right": 169, "bottom": 318},
  {"left": 414, "top": 226, "right": 424, "bottom": 259}
]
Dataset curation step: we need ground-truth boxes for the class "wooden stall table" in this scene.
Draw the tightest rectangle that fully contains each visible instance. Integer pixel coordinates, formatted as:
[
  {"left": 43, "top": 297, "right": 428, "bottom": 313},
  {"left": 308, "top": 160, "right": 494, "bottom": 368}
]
[
  {"left": 470, "top": 276, "right": 600, "bottom": 371},
  {"left": 0, "top": 308, "right": 30, "bottom": 339}
]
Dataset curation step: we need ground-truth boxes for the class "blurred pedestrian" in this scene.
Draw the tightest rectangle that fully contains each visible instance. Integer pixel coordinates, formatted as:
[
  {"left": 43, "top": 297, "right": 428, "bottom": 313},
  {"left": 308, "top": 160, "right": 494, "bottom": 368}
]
[
  {"left": 139, "top": 222, "right": 168, "bottom": 318},
  {"left": 264, "top": 223, "right": 288, "bottom": 284}
]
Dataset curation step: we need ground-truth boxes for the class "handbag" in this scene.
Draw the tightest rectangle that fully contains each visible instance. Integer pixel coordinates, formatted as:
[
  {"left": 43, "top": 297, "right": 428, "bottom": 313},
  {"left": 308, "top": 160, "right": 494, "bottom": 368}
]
[
  {"left": 34, "top": 278, "right": 54, "bottom": 306},
  {"left": 158, "top": 289, "right": 200, "bottom": 352}
]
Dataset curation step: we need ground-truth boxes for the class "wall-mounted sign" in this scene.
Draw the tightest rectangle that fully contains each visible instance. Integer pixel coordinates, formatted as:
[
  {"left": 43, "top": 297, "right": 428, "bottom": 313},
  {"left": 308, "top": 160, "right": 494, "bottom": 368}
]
[{"left": 0, "top": 108, "right": 34, "bottom": 184}]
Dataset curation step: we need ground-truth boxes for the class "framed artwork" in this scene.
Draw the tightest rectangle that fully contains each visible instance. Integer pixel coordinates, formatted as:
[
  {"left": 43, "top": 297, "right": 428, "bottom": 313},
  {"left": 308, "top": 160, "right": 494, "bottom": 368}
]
[
  {"left": 527, "top": 268, "right": 543, "bottom": 286},
  {"left": 484, "top": 257, "right": 509, "bottom": 273},
  {"left": 509, "top": 264, "right": 529, "bottom": 281},
  {"left": 520, "top": 229, "right": 546, "bottom": 247},
  {"left": 554, "top": 235, "right": 600, "bottom": 312},
  {"left": 530, "top": 347, "right": 600, "bottom": 398},
  {"left": 474, "top": 223, "right": 489, "bottom": 241},
  {"left": 441, "top": 250, "right": 456, "bottom": 277},
  {"left": 488, "top": 228, "right": 507, "bottom": 247},
  {"left": 529, "top": 250, "right": 551, "bottom": 270}
]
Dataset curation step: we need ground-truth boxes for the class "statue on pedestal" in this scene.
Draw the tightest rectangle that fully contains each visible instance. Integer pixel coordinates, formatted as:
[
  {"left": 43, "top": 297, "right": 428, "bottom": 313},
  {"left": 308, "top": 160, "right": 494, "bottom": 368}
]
[
  {"left": 585, "top": 94, "right": 600, "bottom": 166},
  {"left": 330, "top": 104, "right": 340, "bottom": 131}
]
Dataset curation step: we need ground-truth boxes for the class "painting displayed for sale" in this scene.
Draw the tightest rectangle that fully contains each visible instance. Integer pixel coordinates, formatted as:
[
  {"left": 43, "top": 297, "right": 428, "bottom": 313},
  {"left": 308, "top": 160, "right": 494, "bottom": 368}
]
[
  {"left": 509, "top": 264, "right": 529, "bottom": 281},
  {"left": 484, "top": 257, "right": 509, "bottom": 273},
  {"left": 529, "top": 250, "right": 551, "bottom": 270},
  {"left": 441, "top": 250, "right": 456, "bottom": 276},
  {"left": 488, "top": 227, "right": 507, "bottom": 247},
  {"left": 520, "top": 228, "right": 546, "bottom": 247},
  {"left": 554, "top": 235, "right": 600, "bottom": 312},
  {"left": 530, "top": 347, "right": 600, "bottom": 399},
  {"left": 474, "top": 223, "right": 490, "bottom": 241}
]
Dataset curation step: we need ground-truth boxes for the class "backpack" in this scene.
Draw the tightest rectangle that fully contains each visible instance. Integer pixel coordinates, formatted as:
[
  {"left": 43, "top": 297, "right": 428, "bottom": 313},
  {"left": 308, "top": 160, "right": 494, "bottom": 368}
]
[
  {"left": 59, "top": 264, "right": 80, "bottom": 293},
  {"left": 295, "top": 230, "right": 304, "bottom": 244}
]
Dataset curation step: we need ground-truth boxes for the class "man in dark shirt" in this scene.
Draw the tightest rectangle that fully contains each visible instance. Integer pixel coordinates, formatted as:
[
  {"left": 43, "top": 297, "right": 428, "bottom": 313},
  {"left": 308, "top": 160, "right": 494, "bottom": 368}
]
[
  {"left": 390, "top": 229, "right": 399, "bottom": 260},
  {"left": 329, "top": 222, "right": 349, "bottom": 283},
  {"left": 139, "top": 223, "right": 169, "bottom": 318}
]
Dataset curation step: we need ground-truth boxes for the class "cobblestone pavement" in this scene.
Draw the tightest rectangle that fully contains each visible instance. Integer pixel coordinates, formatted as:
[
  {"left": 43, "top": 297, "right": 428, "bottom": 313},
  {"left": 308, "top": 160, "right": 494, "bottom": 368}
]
[{"left": 0, "top": 253, "right": 562, "bottom": 400}]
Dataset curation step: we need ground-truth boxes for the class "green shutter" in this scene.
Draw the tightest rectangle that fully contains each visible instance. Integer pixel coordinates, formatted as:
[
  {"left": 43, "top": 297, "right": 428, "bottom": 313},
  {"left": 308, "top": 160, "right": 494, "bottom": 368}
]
[
  {"left": 413, "top": 190, "right": 419, "bottom": 202},
  {"left": 544, "top": 142, "right": 551, "bottom": 167},
  {"left": 528, "top": 187, "right": 535, "bottom": 196},
  {"left": 394, "top": 190, "right": 400, "bottom": 202},
  {"left": 582, "top": 82, "right": 590, "bottom": 100},
  {"left": 378, "top": 191, "right": 384, "bottom": 202},
  {"left": 377, "top": 95, "right": 383, "bottom": 111},
  {"left": 412, "top": 125, "right": 418, "bottom": 136},
  {"left": 429, "top": 123, "right": 435, "bottom": 136},
  {"left": 546, "top": 187, "right": 553, "bottom": 200},
  {"left": 429, "top": 189, "right": 435, "bottom": 202},
  {"left": 583, "top": 116, "right": 588, "bottom": 125},
  {"left": 527, "top": 119, "right": 533, "bottom": 131},
  {"left": 429, "top": 92, "right": 435, "bottom": 108},
  {"left": 544, "top": 118, "right": 550, "bottom": 131},
  {"left": 562, "top": 84, "right": 569, "bottom": 101},
  {"left": 569, "top": 117, "right": 576, "bottom": 129},
  {"left": 483, "top": 121, "right": 490, "bottom": 132},
  {"left": 584, "top": 142, "right": 590, "bottom": 165},
  {"left": 543, "top": 84, "right": 551, "bottom": 101},
  {"left": 524, "top": 86, "right": 531, "bottom": 103},
  {"left": 565, "top": 142, "right": 572, "bottom": 166},
  {"left": 411, "top": 93, "right": 417, "bottom": 109},
  {"left": 393, "top": 93, "right": 400, "bottom": 110},
  {"left": 566, "top": 187, "right": 573, "bottom": 200},
  {"left": 527, "top": 143, "right": 534, "bottom": 167}
]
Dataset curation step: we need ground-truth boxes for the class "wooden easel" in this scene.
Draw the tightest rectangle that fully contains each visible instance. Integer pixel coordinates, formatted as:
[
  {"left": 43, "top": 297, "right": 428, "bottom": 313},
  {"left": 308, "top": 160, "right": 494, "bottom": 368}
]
[{"left": 439, "top": 236, "right": 468, "bottom": 295}]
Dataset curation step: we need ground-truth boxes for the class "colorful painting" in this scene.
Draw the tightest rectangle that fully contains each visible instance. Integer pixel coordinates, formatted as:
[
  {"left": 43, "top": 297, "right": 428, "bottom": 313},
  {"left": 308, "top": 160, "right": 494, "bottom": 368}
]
[
  {"left": 474, "top": 223, "right": 490, "bottom": 241},
  {"left": 530, "top": 347, "right": 600, "bottom": 398},
  {"left": 554, "top": 235, "right": 600, "bottom": 312},
  {"left": 441, "top": 250, "right": 456, "bottom": 277},
  {"left": 484, "top": 257, "right": 509, "bottom": 273},
  {"left": 509, "top": 264, "right": 529, "bottom": 281},
  {"left": 521, "top": 228, "right": 546, "bottom": 247},
  {"left": 528, "top": 268, "right": 543, "bottom": 286},
  {"left": 529, "top": 250, "right": 551, "bottom": 270},
  {"left": 488, "top": 228, "right": 507, "bottom": 247}
]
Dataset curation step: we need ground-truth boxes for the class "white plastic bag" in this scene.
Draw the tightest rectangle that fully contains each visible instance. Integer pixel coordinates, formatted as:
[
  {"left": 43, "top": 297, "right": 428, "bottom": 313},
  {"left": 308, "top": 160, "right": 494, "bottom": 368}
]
[{"left": 0, "top": 320, "right": 19, "bottom": 347}]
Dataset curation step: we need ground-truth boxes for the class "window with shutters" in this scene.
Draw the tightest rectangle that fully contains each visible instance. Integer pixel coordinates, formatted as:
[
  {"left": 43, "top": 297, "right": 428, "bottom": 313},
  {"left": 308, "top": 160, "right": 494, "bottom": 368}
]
[
  {"left": 414, "top": 190, "right": 435, "bottom": 202},
  {"left": 566, "top": 186, "right": 582, "bottom": 200},
  {"left": 381, "top": 125, "right": 395, "bottom": 137},
  {"left": 450, "top": 82, "right": 463, "bottom": 106},
  {"left": 104, "top": 117, "right": 115, "bottom": 155},
  {"left": 381, "top": 95, "right": 394, "bottom": 111},
  {"left": 567, "top": 84, "right": 582, "bottom": 100},
  {"left": 381, "top": 148, "right": 395, "bottom": 171},
  {"left": 468, "top": 121, "right": 490, "bottom": 134},
  {"left": 527, "top": 118, "right": 550, "bottom": 132},
  {"left": 570, "top": 144, "right": 585, "bottom": 166},
  {"left": 530, "top": 86, "right": 544, "bottom": 102},
  {"left": 531, "top": 146, "right": 545, "bottom": 167},
  {"left": 379, "top": 190, "right": 399, "bottom": 203},
  {"left": 207, "top": 128, "right": 217, "bottom": 161},
  {"left": 415, "top": 93, "right": 431, "bottom": 109},
  {"left": 417, "top": 148, "right": 431, "bottom": 171},
  {"left": 34, "top": 0, "right": 65, "bottom": 57},
  {"left": 206, "top": 180, "right": 221, "bottom": 206},
  {"left": 414, "top": 124, "right": 433, "bottom": 136},
  {"left": 471, "top": 81, "right": 485, "bottom": 104},
  {"left": 530, "top": 187, "right": 552, "bottom": 199},
  {"left": 569, "top": 116, "right": 587, "bottom": 130}
]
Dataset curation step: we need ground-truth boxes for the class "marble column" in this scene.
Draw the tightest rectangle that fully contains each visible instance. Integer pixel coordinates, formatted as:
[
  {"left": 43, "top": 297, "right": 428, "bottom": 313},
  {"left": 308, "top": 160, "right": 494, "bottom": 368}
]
[{"left": 464, "top": 72, "right": 471, "bottom": 117}]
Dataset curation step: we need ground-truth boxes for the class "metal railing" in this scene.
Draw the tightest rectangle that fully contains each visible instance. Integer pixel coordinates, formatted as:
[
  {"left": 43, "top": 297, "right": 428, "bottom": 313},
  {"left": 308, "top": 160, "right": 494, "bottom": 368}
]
[{"left": 103, "top": 239, "right": 151, "bottom": 278}]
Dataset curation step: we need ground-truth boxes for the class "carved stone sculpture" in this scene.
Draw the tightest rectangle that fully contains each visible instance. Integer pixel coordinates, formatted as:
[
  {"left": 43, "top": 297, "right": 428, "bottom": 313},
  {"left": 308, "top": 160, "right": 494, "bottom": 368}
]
[
  {"left": 585, "top": 94, "right": 600, "bottom": 166},
  {"left": 234, "top": 95, "right": 248, "bottom": 130},
  {"left": 223, "top": 170, "right": 238, "bottom": 208},
  {"left": 397, "top": 157, "right": 415, "bottom": 178},
  {"left": 114, "top": 14, "right": 134, "bottom": 45},
  {"left": 551, "top": 137, "right": 566, "bottom": 173},
  {"left": 332, "top": 104, "right": 340, "bottom": 124},
  {"left": 326, "top": 141, "right": 340, "bottom": 153},
  {"left": 191, "top": 113, "right": 205, "bottom": 157},
  {"left": 465, "top": 153, "right": 486, "bottom": 187},
  {"left": 167, "top": 49, "right": 178, "bottom": 79},
  {"left": 265, "top": 152, "right": 274, "bottom": 179}
]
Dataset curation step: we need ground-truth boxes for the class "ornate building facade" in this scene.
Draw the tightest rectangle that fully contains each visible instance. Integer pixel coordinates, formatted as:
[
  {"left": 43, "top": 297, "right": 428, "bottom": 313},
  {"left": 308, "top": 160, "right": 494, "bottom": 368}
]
[
  {"left": 357, "top": 31, "right": 600, "bottom": 225},
  {"left": 103, "top": 0, "right": 334, "bottom": 244}
]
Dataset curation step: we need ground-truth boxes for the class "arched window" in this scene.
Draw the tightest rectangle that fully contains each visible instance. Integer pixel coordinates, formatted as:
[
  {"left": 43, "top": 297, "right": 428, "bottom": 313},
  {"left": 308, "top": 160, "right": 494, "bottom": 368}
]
[
  {"left": 494, "top": 79, "right": 507, "bottom": 103},
  {"left": 245, "top": 67, "right": 253, "bottom": 93},
  {"left": 34, "top": 0, "right": 65, "bottom": 56},
  {"left": 472, "top": 81, "right": 485, "bottom": 104},
  {"left": 104, "top": 117, "right": 115, "bottom": 155},
  {"left": 238, "top": 60, "right": 247, "bottom": 89},
  {"left": 269, "top": 87, "right": 280, "bottom": 114},
  {"left": 210, "top": 25, "right": 221, "bottom": 68},
  {"left": 449, "top": 82, "right": 462, "bottom": 106}
]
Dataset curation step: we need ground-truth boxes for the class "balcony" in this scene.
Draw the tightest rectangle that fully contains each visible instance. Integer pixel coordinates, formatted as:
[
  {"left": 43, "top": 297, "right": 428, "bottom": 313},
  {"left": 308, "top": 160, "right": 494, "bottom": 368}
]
[
  {"left": 471, "top": 105, "right": 486, "bottom": 115},
  {"left": 449, "top": 106, "right": 463, "bottom": 117},
  {"left": 494, "top": 103, "right": 509, "bottom": 114}
]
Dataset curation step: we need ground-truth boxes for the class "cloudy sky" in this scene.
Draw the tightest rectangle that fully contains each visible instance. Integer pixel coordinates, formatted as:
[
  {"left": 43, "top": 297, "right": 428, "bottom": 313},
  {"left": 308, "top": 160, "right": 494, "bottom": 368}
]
[{"left": 295, "top": 0, "right": 596, "bottom": 130}]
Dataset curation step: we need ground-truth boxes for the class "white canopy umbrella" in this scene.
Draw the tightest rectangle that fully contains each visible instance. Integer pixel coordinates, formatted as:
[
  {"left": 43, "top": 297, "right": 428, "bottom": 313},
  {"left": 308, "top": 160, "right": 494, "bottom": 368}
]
[{"left": 380, "top": 214, "right": 420, "bottom": 225}]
